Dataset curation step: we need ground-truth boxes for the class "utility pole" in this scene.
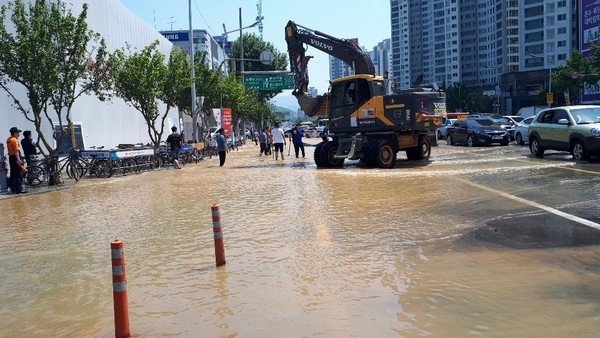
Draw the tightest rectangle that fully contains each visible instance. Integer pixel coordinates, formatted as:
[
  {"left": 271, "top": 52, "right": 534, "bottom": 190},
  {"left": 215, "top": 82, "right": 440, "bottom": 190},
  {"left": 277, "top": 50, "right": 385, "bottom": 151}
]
[{"left": 188, "top": 0, "right": 198, "bottom": 141}]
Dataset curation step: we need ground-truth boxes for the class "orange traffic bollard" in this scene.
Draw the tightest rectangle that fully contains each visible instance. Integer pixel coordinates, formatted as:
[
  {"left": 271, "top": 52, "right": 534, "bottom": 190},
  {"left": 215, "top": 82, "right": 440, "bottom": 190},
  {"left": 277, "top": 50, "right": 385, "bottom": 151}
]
[
  {"left": 211, "top": 204, "right": 226, "bottom": 267},
  {"left": 111, "top": 240, "right": 130, "bottom": 338}
]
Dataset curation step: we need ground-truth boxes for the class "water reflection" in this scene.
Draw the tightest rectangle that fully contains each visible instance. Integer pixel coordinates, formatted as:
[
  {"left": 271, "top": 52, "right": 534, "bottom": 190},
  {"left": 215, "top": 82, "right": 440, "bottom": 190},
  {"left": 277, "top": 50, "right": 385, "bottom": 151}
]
[{"left": 1, "top": 142, "right": 599, "bottom": 337}]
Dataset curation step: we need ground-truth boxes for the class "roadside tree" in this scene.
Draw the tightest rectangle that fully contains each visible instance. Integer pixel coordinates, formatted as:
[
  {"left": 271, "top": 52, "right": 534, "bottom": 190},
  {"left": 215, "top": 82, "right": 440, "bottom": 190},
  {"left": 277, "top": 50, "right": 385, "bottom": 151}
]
[
  {"left": 108, "top": 42, "right": 191, "bottom": 148},
  {"left": 0, "top": 0, "right": 111, "bottom": 184}
]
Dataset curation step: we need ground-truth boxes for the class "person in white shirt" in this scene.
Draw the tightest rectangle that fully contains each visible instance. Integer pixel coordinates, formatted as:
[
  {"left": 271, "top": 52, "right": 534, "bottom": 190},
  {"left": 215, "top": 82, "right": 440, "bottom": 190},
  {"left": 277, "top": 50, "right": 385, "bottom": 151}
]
[{"left": 270, "top": 123, "right": 286, "bottom": 160}]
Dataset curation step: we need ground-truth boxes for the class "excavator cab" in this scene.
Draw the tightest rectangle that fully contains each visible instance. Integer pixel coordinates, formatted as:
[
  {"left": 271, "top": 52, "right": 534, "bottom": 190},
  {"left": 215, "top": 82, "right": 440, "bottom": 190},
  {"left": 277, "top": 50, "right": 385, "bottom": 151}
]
[{"left": 328, "top": 75, "right": 386, "bottom": 131}]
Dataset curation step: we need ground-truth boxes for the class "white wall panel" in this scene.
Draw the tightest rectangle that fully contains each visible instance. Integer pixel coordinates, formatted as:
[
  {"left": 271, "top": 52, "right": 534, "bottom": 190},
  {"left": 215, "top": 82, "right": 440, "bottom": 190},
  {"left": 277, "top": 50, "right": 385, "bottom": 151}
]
[{"left": 0, "top": 0, "right": 178, "bottom": 150}]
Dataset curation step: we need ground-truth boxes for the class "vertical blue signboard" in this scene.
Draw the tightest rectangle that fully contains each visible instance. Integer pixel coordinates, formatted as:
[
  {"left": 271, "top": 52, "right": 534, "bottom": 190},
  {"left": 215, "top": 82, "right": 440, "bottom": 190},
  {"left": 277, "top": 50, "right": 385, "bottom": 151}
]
[{"left": 581, "top": 0, "right": 600, "bottom": 102}]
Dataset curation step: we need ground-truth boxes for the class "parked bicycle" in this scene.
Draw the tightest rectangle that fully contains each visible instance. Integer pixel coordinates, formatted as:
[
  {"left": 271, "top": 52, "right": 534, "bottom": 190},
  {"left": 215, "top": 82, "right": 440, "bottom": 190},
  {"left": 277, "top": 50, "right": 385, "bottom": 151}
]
[
  {"left": 23, "top": 155, "right": 47, "bottom": 187},
  {"left": 203, "top": 140, "right": 218, "bottom": 159},
  {"left": 36, "top": 149, "right": 86, "bottom": 184}
]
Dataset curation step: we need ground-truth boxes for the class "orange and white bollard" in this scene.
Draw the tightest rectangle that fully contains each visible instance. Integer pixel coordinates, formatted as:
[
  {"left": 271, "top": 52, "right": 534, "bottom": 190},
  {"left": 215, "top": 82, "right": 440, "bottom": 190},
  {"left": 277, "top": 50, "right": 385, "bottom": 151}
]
[
  {"left": 111, "top": 240, "right": 130, "bottom": 338},
  {"left": 211, "top": 204, "right": 226, "bottom": 267}
]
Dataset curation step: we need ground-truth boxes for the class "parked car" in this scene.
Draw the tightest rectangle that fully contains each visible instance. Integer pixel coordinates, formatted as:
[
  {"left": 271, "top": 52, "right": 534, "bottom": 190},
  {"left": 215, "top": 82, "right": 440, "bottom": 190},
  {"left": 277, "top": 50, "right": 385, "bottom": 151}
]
[
  {"left": 315, "top": 126, "right": 326, "bottom": 137},
  {"left": 436, "top": 118, "right": 457, "bottom": 140},
  {"left": 483, "top": 115, "right": 517, "bottom": 141},
  {"left": 207, "top": 126, "right": 219, "bottom": 139},
  {"left": 303, "top": 127, "right": 320, "bottom": 138},
  {"left": 514, "top": 116, "right": 535, "bottom": 145},
  {"left": 503, "top": 115, "right": 525, "bottom": 124},
  {"left": 446, "top": 118, "right": 510, "bottom": 146},
  {"left": 528, "top": 105, "right": 600, "bottom": 160}
]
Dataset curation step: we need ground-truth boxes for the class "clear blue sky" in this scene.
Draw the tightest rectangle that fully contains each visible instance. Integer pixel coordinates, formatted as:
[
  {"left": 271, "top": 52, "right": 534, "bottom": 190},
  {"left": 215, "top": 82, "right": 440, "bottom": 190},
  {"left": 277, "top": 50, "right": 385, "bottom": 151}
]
[{"left": 119, "top": 0, "right": 391, "bottom": 108}]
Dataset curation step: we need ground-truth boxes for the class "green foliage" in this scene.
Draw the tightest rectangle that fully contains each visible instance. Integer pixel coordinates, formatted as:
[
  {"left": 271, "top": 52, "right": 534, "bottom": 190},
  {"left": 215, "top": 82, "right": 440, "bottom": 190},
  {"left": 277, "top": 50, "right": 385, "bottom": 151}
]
[
  {"left": 229, "top": 32, "right": 289, "bottom": 101},
  {"left": 443, "top": 83, "right": 497, "bottom": 113},
  {"left": 109, "top": 41, "right": 191, "bottom": 147},
  {"left": 551, "top": 50, "right": 599, "bottom": 104},
  {"left": 0, "top": 0, "right": 109, "bottom": 157}
]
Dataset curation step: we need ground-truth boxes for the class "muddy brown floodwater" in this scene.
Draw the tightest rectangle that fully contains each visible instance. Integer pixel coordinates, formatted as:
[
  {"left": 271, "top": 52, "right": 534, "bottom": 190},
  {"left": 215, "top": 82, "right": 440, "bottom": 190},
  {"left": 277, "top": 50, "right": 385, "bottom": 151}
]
[{"left": 1, "top": 140, "right": 599, "bottom": 337}]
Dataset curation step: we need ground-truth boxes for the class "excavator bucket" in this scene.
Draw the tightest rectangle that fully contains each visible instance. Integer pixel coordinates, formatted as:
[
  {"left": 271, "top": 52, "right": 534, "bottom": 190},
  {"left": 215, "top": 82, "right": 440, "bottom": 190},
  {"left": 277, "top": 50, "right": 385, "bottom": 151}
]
[{"left": 296, "top": 93, "right": 329, "bottom": 118}]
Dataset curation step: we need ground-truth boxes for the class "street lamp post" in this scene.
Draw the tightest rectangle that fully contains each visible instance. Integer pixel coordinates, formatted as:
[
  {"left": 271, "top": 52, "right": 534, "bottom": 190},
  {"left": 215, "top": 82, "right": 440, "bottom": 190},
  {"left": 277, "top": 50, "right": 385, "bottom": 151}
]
[{"left": 221, "top": 8, "right": 261, "bottom": 75}]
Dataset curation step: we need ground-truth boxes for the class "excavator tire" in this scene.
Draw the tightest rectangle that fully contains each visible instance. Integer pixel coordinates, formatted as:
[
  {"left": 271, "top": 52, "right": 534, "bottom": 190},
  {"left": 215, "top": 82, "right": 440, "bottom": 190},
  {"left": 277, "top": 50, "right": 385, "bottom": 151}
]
[
  {"left": 314, "top": 141, "right": 344, "bottom": 168},
  {"left": 360, "top": 140, "right": 377, "bottom": 168},
  {"left": 373, "top": 139, "right": 397, "bottom": 168},
  {"left": 406, "top": 134, "right": 431, "bottom": 160}
]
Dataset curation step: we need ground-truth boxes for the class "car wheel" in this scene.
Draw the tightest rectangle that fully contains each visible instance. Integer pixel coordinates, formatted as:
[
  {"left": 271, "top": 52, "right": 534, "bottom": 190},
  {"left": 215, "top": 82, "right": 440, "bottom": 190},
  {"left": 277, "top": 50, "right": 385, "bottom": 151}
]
[
  {"left": 571, "top": 140, "right": 590, "bottom": 161},
  {"left": 529, "top": 137, "right": 545, "bottom": 157},
  {"left": 446, "top": 134, "right": 453, "bottom": 145},
  {"left": 515, "top": 133, "right": 524, "bottom": 145},
  {"left": 467, "top": 135, "right": 474, "bottom": 147}
]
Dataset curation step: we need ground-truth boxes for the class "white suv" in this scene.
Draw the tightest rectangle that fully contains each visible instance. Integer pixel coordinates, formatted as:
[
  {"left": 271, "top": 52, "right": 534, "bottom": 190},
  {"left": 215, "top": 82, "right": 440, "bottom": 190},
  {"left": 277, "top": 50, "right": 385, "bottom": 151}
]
[{"left": 528, "top": 105, "right": 600, "bottom": 160}]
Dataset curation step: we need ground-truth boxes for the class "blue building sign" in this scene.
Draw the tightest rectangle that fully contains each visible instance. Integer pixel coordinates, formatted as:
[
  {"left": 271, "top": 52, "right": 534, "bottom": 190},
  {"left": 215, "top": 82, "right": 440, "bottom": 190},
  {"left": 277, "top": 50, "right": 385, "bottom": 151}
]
[{"left": 161, "top": 32, "right": 190, "bottom": 42}]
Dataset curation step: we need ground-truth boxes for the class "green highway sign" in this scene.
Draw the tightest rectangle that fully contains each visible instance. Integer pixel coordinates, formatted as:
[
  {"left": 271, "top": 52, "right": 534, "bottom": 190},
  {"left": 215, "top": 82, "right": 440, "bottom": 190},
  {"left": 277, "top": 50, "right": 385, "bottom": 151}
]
[{"left": 243, "top": 73, "right": 295, "bottom": 90}]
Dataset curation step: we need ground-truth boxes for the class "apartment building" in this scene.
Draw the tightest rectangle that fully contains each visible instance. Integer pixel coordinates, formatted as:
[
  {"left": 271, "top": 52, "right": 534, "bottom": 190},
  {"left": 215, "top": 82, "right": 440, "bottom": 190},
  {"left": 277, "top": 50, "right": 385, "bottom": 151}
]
[
  {"left": 329, "top": 38, "right": 361, "bottom": 80},
  {"left": 391, "top": 0, "right": 578, "bottom": 112}
]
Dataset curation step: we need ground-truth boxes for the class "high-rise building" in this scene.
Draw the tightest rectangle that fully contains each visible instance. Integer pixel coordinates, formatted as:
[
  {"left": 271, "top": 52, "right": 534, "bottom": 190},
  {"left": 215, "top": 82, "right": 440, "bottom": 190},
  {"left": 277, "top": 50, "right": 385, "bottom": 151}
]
[
  {"left": 329, "top": 38, "right": 392, "bottom": 84},
  {"left": 521, "top": 0, "right": 575, "bottom": 72},
  {"left": 160, "top": 29, "right": 228, "bottom": 71},
  {"left": 391, "top": 0, "right": 577, "bottom": 112},
  {"left": 391, "top": 0, "right": 460, "bottom": 89},
  {"left": 371, "top": 39, "right": 393, "bottom": 79},
  {"left": 329, "top": 38, "right": 361, "bottom": 80}
]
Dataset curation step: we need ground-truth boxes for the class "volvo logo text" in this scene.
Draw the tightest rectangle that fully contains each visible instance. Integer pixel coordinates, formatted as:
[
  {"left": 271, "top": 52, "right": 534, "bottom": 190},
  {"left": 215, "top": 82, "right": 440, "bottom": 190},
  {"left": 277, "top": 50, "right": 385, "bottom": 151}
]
[{"left": 310, "top": 38, "right": 333, "bottom": 51}]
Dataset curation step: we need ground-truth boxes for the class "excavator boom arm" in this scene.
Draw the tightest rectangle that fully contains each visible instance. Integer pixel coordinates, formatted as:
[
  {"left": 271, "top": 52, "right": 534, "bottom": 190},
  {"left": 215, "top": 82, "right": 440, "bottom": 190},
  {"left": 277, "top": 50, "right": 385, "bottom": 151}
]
[{"left": 285, "top": 20, "right": 375, "bottom": 116}]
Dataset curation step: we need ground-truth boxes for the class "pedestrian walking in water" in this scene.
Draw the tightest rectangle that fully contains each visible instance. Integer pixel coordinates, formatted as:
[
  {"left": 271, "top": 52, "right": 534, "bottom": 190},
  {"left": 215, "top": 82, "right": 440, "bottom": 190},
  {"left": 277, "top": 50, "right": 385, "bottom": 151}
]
[
  {"left": 216, "top": 128, "right": 227, "bottom": 166},
  {"left": 291, "top": 124, "right": 306, "bottom": 158},
  {"left": 166, "top": 126, "right": 183, "bottom": 169},
  {"left": 270, "top": 123, "right": 286, "bottom": 160},
  {"left": 258, "top": 128, "right": 268, "bottom": 156}
]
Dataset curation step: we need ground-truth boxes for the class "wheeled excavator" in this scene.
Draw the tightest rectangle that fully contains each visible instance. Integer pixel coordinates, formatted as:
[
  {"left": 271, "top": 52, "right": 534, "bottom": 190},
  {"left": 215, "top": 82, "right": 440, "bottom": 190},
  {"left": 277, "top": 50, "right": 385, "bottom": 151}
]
[{"left": 285, "top": 20, "right": 446, "bottom": 168}]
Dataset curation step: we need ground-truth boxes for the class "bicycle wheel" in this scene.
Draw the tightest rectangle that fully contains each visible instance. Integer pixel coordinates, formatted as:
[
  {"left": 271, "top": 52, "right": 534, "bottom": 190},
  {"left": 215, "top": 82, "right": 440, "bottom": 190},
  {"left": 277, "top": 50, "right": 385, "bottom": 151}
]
[
  {"left": 93, "top": 159, "right": 113, "bottom": 178},
  {"left": 151, "top": 154, "right": 160, "bottom": 169},
  {"left": 66, "top": 161, "right": 84, "bottom": 181},
  {"left": 77, "top": 158, "right": 90, "bottom": 177},
  {"left": 24, "top": 165, "right": 46, "bottom": 187},
  {"left": 121, "top": 158, "right": 137, "bottom": 174}
]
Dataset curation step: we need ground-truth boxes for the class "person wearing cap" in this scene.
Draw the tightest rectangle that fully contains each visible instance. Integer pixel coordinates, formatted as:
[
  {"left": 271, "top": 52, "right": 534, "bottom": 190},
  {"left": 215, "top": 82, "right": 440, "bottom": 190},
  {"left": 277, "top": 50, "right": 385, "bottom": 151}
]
[
  {"left": 166, "top": 126, "right": 183, "bottom": 169},
  {"left": 21, "top": 130, "right": 37, "bottom": 165},
  {"left": 291, "top": 124, "right": 306, "bottom": 158},
  {"left": 6, "top": 127, "right": 25, "bottom": 194}
]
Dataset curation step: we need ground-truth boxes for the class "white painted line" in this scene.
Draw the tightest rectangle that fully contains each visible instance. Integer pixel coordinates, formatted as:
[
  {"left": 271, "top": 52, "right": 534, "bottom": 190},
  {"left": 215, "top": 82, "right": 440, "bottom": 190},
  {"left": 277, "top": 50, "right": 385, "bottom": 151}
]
[{"left": 456, "top": 177, "right": 600, "bottom": 231}]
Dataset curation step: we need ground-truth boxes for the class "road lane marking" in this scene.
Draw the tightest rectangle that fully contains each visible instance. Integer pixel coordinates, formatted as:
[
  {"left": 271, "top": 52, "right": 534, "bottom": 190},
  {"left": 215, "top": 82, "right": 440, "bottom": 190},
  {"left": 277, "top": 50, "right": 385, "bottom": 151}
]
[
  {"left": 456, "top": 177, "right": 600, "bottom": 231},
  {"left": 514, "top": 158, "right": 600, "bottom": 176}
]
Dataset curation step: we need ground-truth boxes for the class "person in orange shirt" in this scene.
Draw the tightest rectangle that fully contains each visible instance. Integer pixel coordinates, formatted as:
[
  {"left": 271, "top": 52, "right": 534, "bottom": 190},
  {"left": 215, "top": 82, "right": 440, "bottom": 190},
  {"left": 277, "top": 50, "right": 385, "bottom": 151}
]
[{"left": 6, "top": 127, "right": 25, "bottom": 194}]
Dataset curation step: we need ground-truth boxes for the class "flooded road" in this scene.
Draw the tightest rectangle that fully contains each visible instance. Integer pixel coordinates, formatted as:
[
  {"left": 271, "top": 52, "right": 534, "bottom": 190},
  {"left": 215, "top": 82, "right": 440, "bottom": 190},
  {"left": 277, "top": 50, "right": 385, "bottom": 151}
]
[{"left": 1, "top": 140, "right": 600, "bottom": 337}]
